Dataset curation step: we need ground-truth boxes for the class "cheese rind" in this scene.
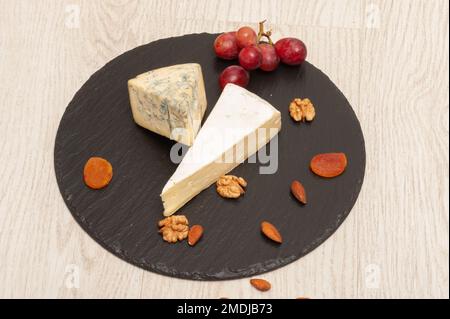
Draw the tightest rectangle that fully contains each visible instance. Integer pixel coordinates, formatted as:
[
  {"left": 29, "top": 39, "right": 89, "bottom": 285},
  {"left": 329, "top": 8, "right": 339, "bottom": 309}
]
[
  {"left": 128, "top": 63, "right": 207, "bottom": 146},
  {"left": 161, "top": 84, "right": 282, "bottom": 216}
]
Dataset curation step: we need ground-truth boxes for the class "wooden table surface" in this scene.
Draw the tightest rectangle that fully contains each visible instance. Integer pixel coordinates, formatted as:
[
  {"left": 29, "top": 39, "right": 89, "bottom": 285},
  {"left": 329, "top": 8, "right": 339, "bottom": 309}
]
[{"left": 0, "top": 0, "right": 448, "bottom": 299}]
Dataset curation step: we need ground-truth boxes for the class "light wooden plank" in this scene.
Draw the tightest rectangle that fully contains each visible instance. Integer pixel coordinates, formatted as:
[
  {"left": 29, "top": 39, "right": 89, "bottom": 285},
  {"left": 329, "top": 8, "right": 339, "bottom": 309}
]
[
  {"left": 175, "top": 0, "right": 363, "bottom": 28},
  {"left": 140, "top": 8, "right": 363, "bottom": 300}
]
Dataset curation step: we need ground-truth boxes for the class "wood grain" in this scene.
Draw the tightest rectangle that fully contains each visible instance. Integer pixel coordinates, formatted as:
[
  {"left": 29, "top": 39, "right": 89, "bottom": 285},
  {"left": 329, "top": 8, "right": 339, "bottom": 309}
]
[{"left": 0, "top": 0, "right": 448, "bottom": 298}]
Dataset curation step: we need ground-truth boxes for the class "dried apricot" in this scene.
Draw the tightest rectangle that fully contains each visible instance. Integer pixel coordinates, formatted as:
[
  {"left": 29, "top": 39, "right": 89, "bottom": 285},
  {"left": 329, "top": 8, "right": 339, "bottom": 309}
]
[
  {"left": 83, "top": 157, "right": 113, "bottom": 189},
  {"left": 310, "top": 153, "right": 347, "bottom": 178}
]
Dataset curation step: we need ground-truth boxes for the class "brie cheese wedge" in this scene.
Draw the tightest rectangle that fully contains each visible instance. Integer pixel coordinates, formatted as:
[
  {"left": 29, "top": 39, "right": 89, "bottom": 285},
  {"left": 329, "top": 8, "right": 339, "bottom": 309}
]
[
  {"left": 128, "top": 63, "right": 207, "bottom": 146},
  {"left": 161, "top": 84, "right": 281, "bottom": 216}
]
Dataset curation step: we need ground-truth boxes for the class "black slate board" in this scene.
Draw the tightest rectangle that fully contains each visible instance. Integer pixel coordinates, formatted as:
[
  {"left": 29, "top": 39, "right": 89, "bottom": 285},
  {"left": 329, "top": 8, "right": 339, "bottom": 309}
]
[{"left": 54, "top": 33, "right": 365, "bottom": 280}]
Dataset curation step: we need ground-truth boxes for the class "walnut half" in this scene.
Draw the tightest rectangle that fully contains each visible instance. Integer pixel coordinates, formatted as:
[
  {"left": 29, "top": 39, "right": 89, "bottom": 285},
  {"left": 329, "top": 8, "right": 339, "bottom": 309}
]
[
  {"left": 216, "top": 175, "right": 247, "bottom": 199},
  {"left": 289, "top": 98, "right": 316, "bottom": 122},
  {"left": 158, "top": 215, "right": 189, "bottom": 243}
]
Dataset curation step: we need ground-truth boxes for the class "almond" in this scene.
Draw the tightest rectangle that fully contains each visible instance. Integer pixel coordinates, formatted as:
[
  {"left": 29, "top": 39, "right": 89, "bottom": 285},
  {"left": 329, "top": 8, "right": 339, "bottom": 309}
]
[
  {"left": 291, "top": 180, "right": 307, "bottom": 204},
  {"left": 250, "top": 278, "right": 271, "bottom": 292},
  {"left": 310, "top": 152, "right": 347, "bottom": 178},
  {"left": 188, "top": 225, "right": 204, "bottom": 246},
  {"left": 261, "top": 221, "right": 282, "bottom": 244}
]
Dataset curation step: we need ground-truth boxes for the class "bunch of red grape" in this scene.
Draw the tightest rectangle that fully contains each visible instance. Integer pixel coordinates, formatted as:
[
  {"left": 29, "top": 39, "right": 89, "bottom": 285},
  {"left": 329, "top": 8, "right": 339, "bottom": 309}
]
[{"left": 214, "top": 21, "right": 307, "bottom": 90}]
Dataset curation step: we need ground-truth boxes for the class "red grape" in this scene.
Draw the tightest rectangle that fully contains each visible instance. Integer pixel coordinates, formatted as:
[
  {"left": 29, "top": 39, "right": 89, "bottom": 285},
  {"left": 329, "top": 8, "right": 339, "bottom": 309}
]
[
  {"left": 274, "top": 38, "right": 307, "bottom": 65},
  {"left": 214, "top": 32, "right": 239, "bottom": 60},
  {"left": 236, "top": 26, "right": 257, "bottom": 49},
  {"left": 238, "top": 45, "right": 262, "bottom": 70},
  {"left": 258, "top": 43, "right": 280, "bottom": 71},
  {"left": 219, "top": 65, "right": 250, "bottom": 90}
]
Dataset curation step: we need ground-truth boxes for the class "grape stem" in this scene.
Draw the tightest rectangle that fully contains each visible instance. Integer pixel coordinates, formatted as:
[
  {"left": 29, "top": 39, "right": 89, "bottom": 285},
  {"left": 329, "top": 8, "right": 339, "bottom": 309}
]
[{"left": 257, "top": 20, "right": 273, "bottom": 45}]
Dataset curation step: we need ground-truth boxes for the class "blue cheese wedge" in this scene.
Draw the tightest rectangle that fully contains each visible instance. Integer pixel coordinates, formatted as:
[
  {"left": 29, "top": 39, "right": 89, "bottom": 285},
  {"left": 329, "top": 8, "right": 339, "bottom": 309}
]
[
  {"left": 128, "top": 63, "right": 207, "bottom": 146},
  {"left": 161, "top": 84, "right": 282, "bottom": 216}
]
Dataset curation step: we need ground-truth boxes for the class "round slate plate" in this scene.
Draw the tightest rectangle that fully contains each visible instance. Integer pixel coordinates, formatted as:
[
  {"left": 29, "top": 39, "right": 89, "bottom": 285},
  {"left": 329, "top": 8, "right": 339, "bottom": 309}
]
[{"left": 55, "top": 33, "right": 365, "bottom": 280}]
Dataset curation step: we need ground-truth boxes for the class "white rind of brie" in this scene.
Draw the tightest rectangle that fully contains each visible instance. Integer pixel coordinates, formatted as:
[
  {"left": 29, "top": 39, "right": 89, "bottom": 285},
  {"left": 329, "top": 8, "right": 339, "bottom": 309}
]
[
  {"left": 161, "top": 83, "right": 282, "bottom": 216},
  {"left": 128, "top": 63, "right": 207, "bottom": 146}
]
